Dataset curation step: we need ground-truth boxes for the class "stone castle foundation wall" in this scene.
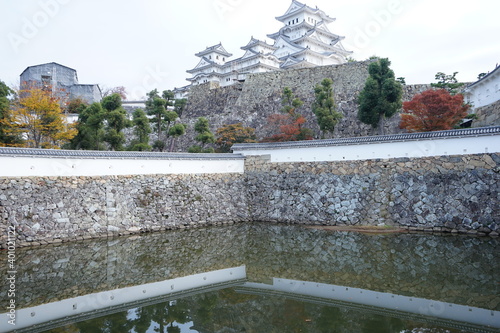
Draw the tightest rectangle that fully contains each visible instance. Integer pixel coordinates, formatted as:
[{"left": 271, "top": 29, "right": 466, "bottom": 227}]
[
  {"left": 245, "top": 153, "right": 499, "bottom": 235},
  {"left": 177, "top": 61, "right": 431, "bottom": 150},
  {"left": 0, "top": 173, "right": 249, "bottom": 247}
]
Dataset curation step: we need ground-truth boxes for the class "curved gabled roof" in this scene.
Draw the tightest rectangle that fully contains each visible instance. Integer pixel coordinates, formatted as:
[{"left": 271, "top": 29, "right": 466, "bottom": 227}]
[
  {"left": 276, "top": 0, "right": 335, "bottom": 24},
  {"left": 241, "top": 37, "right": 277, "bottom": 51},
  {"left": 465, "top": 63, "right": 500, "bottom": 90},
  {"left": 268, "top": 20, "right": 340, "bottom": 43},
  {"left": 187, "top": 57, "right": 217, "bottom": 74},
  {"left": 195, "top": 43, "right": 232, "bottom": 57}
]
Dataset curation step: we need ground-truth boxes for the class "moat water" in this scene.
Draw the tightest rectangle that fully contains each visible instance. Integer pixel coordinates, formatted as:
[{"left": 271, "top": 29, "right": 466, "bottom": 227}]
[{"left": 1, "top": 223, "right": 499, "bottom": 332}]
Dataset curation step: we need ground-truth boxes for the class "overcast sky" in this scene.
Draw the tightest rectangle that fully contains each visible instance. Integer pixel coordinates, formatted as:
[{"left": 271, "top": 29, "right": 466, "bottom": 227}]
[{"left": 1, "top": 0, "right": 499, "bottom": 100}]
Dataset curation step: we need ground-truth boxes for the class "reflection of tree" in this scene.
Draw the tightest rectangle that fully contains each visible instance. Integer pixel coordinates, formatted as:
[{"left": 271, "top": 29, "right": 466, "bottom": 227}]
[
  {"left": 361, "top": 314, "right": 405, "bottom": 333},
  {"left": 194, "top": 294, "right": 218, "bottom": 329},
  {"left": 315, "top": 306, "right": 345, "bottom": 333},
  {"left": 132, "top": 300, "right": 190, "bottom": 333},
  {"left": 75, "top": 310, "right": 133, "bottom": 332}
]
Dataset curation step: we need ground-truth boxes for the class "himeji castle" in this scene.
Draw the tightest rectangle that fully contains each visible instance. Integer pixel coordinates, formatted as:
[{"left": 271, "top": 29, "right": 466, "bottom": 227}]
[{"left": 182, "top": 0, "right": 351, "bottom": 92}]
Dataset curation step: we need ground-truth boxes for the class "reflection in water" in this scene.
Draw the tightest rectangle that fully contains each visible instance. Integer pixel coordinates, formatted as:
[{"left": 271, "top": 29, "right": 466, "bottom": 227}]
[{"left": 0, "top": 223, "right": 498, "bottom": 332}]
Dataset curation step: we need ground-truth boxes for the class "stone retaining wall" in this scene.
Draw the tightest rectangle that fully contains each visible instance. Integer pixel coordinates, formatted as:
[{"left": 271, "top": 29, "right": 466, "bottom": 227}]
[
  {"left": 0, "top": 173, "right": 248, "bottom": 247},
  {"left": 1, "top": 153, "right": 499, "bottom": 247},
  {"left": 473, "top": 99, "right": 500, "bottom": 128},
  {"left": 176, "top": 61, "right": 431, "bottom": 150},
  {"left": 245, "top": 153, "right": 500, "bottom": 235}
]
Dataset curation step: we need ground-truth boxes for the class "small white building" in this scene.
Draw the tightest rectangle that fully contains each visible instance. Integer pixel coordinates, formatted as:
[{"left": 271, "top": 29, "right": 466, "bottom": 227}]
[
  {"left": 186, "top": 0, "right": 351, "bottom": 87},
  {"left": 464, "top": 64, "right": 500, "bottom": 109}
]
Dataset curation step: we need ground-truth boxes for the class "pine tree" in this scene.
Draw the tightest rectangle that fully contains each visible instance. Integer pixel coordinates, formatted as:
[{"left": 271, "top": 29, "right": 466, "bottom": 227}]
[
  {"left": 357, "top": 58, "right": 403, "bottom": 135},
  {"left": 189, "top": 117, "right": 215, "bottom": 153},
  {"left": 69, "top": 102, "right": 106, "bottom": 150},
  {"left": 102, "top": 93, "right": 130, "bottom": 151},
  {"left": 128, "top": 108, "right": 152, "bottom": 151},
  {"left": 312, "top": 78, "right": 343, "bottom": 138}
]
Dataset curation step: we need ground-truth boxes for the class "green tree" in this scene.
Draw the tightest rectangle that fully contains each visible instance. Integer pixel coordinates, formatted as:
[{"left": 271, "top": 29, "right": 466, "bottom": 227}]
[
  {"left": 174, "top": 98, "right": 187, "bottom": 117},
  {"left": 189, "top": 117, "right": 215, "bottom": 153},
  {"left": 0, "top": 80, "right": 23, "bottom": 146},
  {"left": 128, "top": 108, "right": 152, "bottom": 151},
  {"left": 146, "top": 89, "right": 167, "bottom": 141},
  {"left": 145, "top": 89, "right": 179, "bottom": 151},
  {"left": 281, "top": 87, "right": 303, "bottom": 114},
  {"left": 357, "top": 58, "right": 403, "bottom": 135},
  {"left": 312, "top": 78, "right": 343, "bottom": 138},
  {"left": 102, "top": 93, "right": 130, "bottom": 151},
  {"left": 162, "top": 90, "right": 178, "bottom": 141},
  {"left": 69, "top": 102, "right": 107, "bottom": 150},
  {"left": 431, "top": 72, "right": 464, "bottom": 95},
  {"left": 168, "top": 123, "right": 187, "bottom": 152}
]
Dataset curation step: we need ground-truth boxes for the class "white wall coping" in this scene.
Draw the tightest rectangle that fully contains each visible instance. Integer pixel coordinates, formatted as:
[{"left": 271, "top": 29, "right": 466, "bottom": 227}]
[
  {"left": 232, "top": 126, "right": 500, "bottom": 163},
  {"left": 0, "top": 149, "right": 245, "bottom": 177}
]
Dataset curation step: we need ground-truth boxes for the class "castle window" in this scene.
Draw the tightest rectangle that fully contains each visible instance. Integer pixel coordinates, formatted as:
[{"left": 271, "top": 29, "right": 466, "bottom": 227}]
[{"left": 217, "top": 55, "right": 219, "bottom": 60}]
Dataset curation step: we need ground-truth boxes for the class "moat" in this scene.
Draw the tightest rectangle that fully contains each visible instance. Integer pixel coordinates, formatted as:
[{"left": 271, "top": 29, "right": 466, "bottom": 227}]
[{"left": 1, "top": 223, "right": 499, "bottom": 332}]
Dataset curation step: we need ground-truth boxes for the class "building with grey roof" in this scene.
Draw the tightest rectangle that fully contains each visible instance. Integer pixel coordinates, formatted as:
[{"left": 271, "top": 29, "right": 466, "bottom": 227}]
[{"left": 20, "top": 62, "right": 101, "bottom": 104}]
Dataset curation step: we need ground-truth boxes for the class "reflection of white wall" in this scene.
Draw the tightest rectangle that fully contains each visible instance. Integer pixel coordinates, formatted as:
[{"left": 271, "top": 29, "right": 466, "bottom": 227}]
[
  {"left": 0, "top": 266, "right": 246, "bottom": 332},
  {"left": 240, "top": 278, "right": 500, "bottom": 329},
  {"left": 464, "top": 65, "right": 500, "bottom": 109},
  {"left": 233, "top": 130, "right": 500, "bottom": 163},
  {"left": 0, "top": 154, "right": 245, "bottom": 177}
]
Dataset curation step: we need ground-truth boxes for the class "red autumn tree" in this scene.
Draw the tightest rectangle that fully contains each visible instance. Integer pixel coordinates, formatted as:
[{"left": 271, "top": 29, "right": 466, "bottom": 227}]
[
  {"left": 262, "top": 87, "right": 313, "bottom": 142},
  {"left": 263, "top": 114, "right": 312, "bottom": 142},
  {"left": 399, "top": 89, "right": 469, "bottom": 132}
]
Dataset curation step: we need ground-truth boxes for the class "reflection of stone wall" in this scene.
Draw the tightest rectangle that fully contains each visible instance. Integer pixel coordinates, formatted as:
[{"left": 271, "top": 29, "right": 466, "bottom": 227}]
[
  {"left": 1, "top": 224, "right": 497, "bottom": 311},
  {"left": 0, "top": 226, "right": 248, "bottom": 309},
  {"left": 245, "top": 153, "right": 500, "bottom": 235}
]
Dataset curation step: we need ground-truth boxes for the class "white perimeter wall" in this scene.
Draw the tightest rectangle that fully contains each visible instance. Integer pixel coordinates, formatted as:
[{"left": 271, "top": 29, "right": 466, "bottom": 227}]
[
  {"left": 0, "top": 156, "right": 245, "bottom": 177},
  {"left": 233, "top": 135, "right": 500, "bottom": 163}
]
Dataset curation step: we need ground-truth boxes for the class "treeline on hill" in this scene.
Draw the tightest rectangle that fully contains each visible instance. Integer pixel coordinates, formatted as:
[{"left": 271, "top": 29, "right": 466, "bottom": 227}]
[{"left": 0, "top": 58, "right": 476, "bottom": 152}]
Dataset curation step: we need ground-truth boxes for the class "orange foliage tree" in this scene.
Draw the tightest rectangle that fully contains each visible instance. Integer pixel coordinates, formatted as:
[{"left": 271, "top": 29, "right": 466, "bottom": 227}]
[
  {"left": 215, "top": 123, "right": 256, "bottom": 152},
  {"left": 263, "top": 114, "right": 312, "bottom": 142},
  {"left": 7, "top": 86, "right": 77, "bottom": 148},
  {"left": 399, "top": 89, "right": 469, "bottom": 132},
  {"left": 262, "top": 87, "right": 313, "bottom": 142}
]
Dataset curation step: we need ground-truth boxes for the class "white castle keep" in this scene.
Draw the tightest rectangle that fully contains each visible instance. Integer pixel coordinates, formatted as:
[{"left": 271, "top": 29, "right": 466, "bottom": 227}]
[{"left": 177, "top": 0, "right": 351, "bottom": 96}]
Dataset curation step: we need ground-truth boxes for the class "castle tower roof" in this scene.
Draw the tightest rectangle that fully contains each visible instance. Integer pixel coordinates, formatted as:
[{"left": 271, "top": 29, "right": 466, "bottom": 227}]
[
  {"left": 195, "top": 43, "right": 232, "bottom": 58},
  {"left": 275, "top": 0, "right": 335, "bottom": 24}
]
